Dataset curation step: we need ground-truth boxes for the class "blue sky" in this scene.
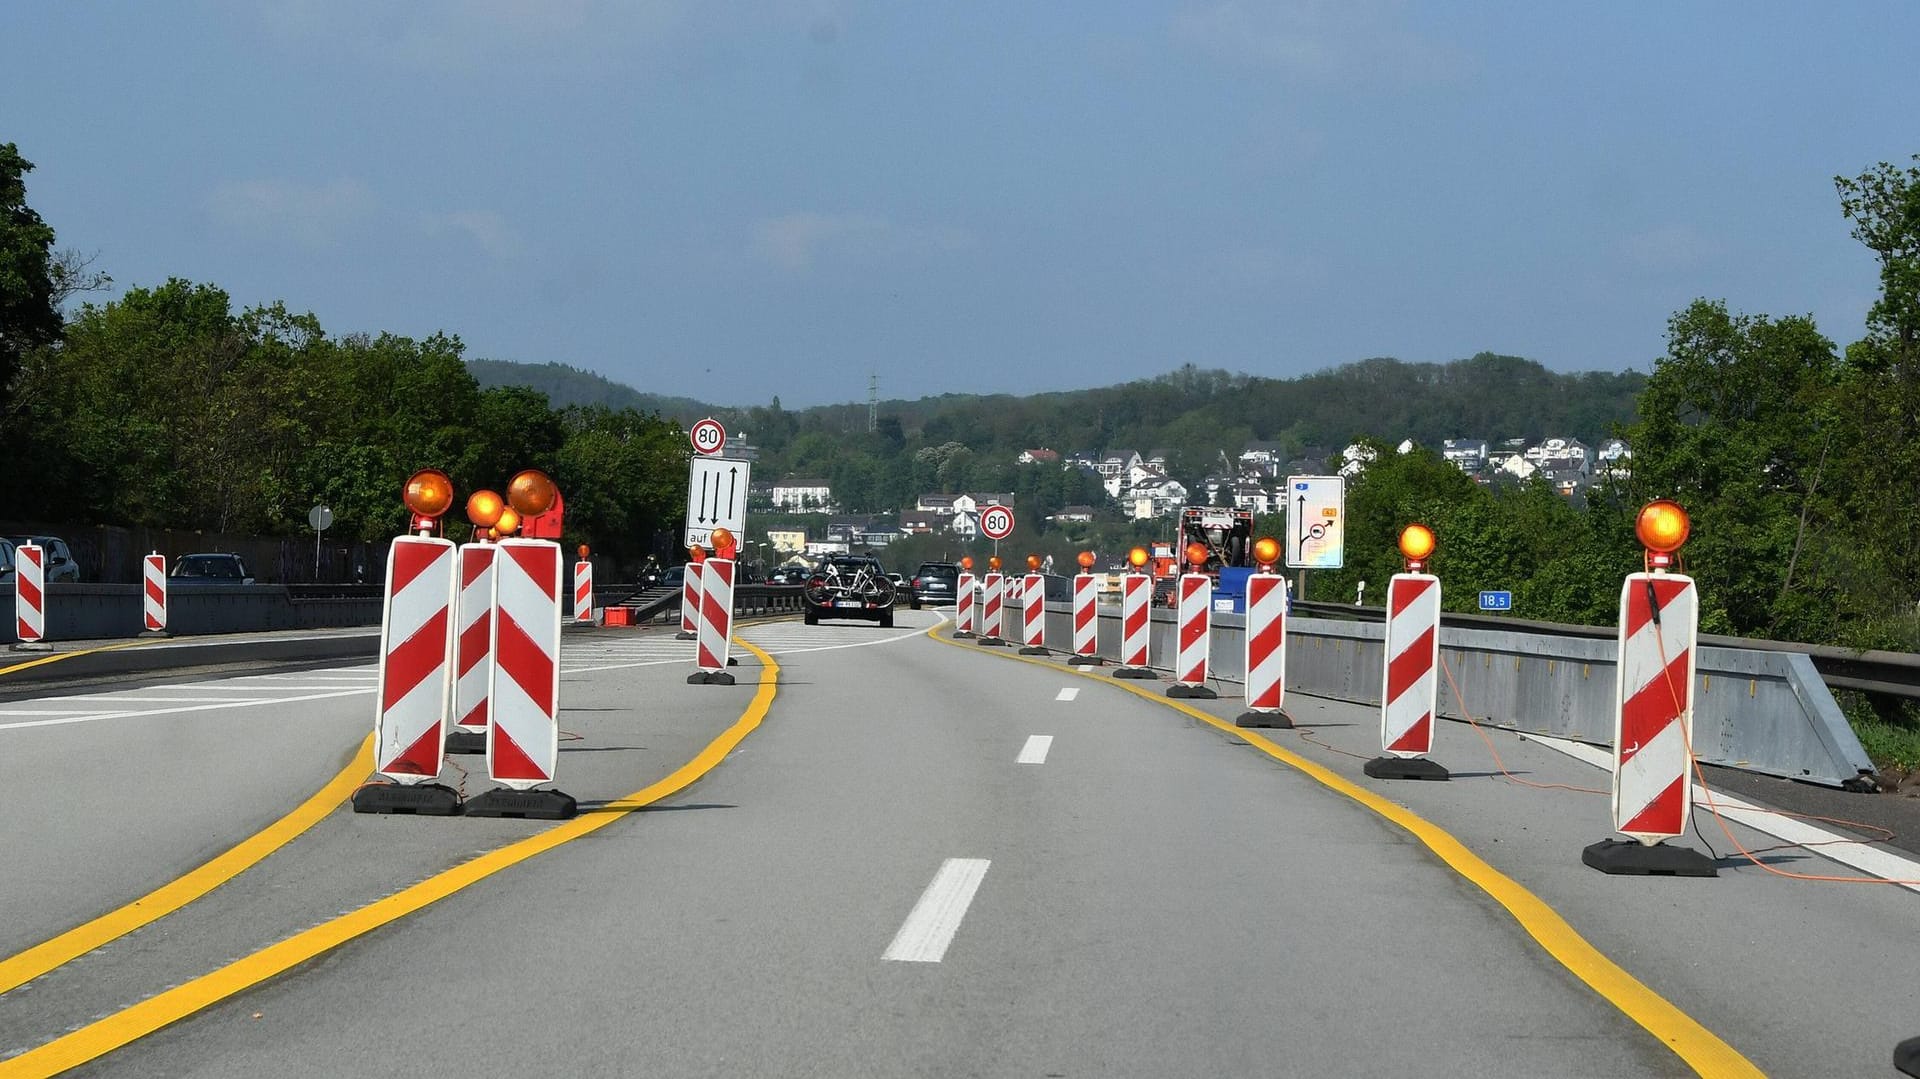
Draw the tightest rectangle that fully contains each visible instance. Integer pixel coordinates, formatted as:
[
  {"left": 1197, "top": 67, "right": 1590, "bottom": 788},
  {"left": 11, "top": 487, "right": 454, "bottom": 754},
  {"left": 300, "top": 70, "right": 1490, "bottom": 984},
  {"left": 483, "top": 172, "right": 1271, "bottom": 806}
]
[{"left": 7, "top": 2, "right": 1918, "bottom": 406}]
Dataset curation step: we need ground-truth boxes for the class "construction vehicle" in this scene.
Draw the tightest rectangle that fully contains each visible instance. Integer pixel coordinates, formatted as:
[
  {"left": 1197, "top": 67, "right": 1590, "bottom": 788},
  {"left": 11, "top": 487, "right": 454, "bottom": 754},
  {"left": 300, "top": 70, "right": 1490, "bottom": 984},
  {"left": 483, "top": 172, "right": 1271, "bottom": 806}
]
[{"left": 1149, "top": 507, "right": 1257, "bottom": 608}]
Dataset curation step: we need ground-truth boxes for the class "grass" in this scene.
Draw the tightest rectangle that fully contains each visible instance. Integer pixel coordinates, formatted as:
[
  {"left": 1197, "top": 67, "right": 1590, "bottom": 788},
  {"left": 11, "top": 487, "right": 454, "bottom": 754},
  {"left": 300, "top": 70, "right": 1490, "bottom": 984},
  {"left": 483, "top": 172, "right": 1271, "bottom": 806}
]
[{"left": 1837, "top": 691, "right": 1920, "bottom": 785}]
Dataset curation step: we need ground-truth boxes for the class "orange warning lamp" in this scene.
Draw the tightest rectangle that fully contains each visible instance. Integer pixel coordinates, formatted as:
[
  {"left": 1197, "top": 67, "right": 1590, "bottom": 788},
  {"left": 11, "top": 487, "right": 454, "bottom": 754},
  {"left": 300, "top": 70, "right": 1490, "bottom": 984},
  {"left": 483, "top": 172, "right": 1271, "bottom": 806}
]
[
  {"left": 1252, "top": 536, "right": 1280, "bottom": 569},
  {"left": 507, "top": 469, "right": 558, "bottom": 516},
  {"left": 494, "top": 507, "right": 522, "bottom": 536},
  {"left": 1127, "top": 546, "right": 1149, "bottom": 571},
  {"left": 1398, "top": 523, "right": 1436, "bottom": 572},
  {"left": 988, "top": 556, "right": 1002, "bottom": 572},
  {"left": 1077, "top": 550, "right": 1095, "bottom": 570},
  {"left": 960, "top": 556, "right": 974, "bottom": 571},
  {"left": 577, "top": 544, "right": 591, "bottom": 560},
  {"left": 710, "top": 527, "right": 736, "bottom": 557},
  {"left": 1185, "top": 541, "right": 1209, "bottom": 568},
  {"left": 690, "top": 544, "right": 707, "bottom": 563},
  {"left": 404, "top": 469, "right": 455, "bottom": 519},
  {"left": 1027, "top": 554, "right": 1041, "bottom": 571},
  {"left": 1636, "top": 499, "right": 1691, "bottom": 570},
  {"left": 466, "top": 489, "right": 505, "bottom": 529},
  {"left": 485, "top": 527, "right": 500, "bottom": 541}
]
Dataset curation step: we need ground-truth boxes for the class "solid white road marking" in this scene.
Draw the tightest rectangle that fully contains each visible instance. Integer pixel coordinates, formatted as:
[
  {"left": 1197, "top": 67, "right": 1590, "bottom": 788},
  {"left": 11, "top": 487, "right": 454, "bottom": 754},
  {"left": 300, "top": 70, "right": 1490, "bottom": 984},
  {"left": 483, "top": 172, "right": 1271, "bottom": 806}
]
[
  {"left": 1055, "top": 687, "right": 1079, "bottom": 702},
  {"left": 882, "top": 858, "right": 991, "bottom": 963},
  {"left": 1017, "top": 735, "right": 1053, "bottom": 764},
  {"left": 0, "top": 688, "right": 370, "bottom": 733}
]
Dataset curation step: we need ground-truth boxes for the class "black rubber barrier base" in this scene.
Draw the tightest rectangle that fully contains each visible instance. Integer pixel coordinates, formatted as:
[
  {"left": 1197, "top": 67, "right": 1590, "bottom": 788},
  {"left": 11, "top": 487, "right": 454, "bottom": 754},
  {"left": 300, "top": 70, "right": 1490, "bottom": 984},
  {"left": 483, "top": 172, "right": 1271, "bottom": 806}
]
[
  {"left": 1167, "top": 683, "right": 1218, "bottom": 700},
  {"left": 675, "top": 630, "right": 696, "bottom": 640},
  {"left": 1236, "top": 709, "right": 1293, "bottom": 729},
  {"left": 1581, "top": 837, "right": 1717, "bottom": 877},
  {"left": 1067, "top": 654, "right": 1105, "bottom": 666},
  {"left": 1112, "top": 666, "right": 1157, "bottom": 680},
  {"left": 9, "top": 642, "right": 51, "bottom": 653},
  {"left": 977, "top": 637, "right": 1008, "bottom": 647},
  {"left": 1363, "top": 755, "right": 1451, "bottom": 781},
  {"left": 1895, "top": 1035, "right": 1920, "bottom": 1077},
  {"left": 138, "top": 629, "right": 172, "bottom": 639},
  {"left": 1018, "top": 646, "right": 1049, "bottom": 656},
  {"left": 352, "top": 782, "right": 462, "bottom": 816},
  {"left": 952, "top": 630, "right": 976, "bottom": 639},
  {"left": 444, "top": 730, "right": 486, "bottom": 755},
  {"left": 465, "top": 787, "right": 578, "bottom": 820},
  {"left": 688, "top": 669, "right": 737, "bottom": 685}
]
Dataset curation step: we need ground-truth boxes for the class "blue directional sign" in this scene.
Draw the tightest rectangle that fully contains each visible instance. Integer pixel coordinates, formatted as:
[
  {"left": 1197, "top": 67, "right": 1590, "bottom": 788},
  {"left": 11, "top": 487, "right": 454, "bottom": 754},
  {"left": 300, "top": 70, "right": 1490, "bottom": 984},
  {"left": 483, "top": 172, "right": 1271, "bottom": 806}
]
[{"left": 1478, "top": 590, "right": 1513, "bottom": 612}]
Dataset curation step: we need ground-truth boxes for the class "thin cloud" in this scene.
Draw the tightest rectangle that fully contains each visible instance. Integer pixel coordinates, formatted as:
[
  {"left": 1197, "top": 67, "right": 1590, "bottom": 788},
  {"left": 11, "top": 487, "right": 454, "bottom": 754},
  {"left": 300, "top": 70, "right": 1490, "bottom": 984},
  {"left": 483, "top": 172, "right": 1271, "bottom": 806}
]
[
  {"left": 751, "top": 212, "right": 976, "bottom": 271},
  {"left": 204, "top": 177, "right": 376, "bottom": 248},
  {"left": 422, "top": 210, "right": 523, "bottom": 259},
  {"left": 1172, "top": 0, "right": 1471, "bottom": 84}
]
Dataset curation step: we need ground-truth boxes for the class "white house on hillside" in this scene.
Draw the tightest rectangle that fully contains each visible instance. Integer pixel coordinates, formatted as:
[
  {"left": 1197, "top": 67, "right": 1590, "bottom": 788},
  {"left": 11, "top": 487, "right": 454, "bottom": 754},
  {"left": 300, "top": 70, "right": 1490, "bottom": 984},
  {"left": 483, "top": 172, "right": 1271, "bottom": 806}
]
[
  {"left": 772, "top": 478, "right": 833, "bottom": 512},
  {"left": 1442, "top": 439, "right": 1488, "bottom": 473}
]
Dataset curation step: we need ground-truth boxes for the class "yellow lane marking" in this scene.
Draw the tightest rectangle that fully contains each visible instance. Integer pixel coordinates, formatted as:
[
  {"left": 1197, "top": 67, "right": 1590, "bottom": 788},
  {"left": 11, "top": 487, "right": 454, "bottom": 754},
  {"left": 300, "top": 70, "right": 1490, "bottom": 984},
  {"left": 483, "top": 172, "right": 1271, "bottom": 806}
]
[
  {"left": 0, "top": 734, "right": 375, "bottom": 996},
  {"left": 925, "top": 626, "right": 1762, "bottom": 1079},
  {"left": 0, "top": 638, "right": 164, "bottom": 679},
  {"left": 0, "top": 640, "right": 780, "bottom": 1079}
]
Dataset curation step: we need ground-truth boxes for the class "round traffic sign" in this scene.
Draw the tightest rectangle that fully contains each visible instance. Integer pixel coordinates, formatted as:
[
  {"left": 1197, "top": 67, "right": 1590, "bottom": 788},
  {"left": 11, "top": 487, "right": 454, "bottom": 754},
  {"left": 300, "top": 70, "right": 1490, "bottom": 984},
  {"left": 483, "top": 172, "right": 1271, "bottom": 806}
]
[
  {"left": 980, "top": 505, "right": 1016, "bottom": 540},
  {"left": 689, "top": 417, "right": 727, "bottom": 456},
  {"left": 308, "top": 504, "right": 333, "bottom": 531}
]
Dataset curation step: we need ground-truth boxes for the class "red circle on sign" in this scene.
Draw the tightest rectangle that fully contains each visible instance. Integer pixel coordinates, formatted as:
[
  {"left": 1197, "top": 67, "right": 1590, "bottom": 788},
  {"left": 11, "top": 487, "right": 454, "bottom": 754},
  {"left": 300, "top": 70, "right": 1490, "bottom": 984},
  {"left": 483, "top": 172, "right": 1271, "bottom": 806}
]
[
  {"left": 980, "top": 505, "right": 1015, "bottom": 540},
  {"left": 690, "top": 418, "right": 727, "bottom": 456}
]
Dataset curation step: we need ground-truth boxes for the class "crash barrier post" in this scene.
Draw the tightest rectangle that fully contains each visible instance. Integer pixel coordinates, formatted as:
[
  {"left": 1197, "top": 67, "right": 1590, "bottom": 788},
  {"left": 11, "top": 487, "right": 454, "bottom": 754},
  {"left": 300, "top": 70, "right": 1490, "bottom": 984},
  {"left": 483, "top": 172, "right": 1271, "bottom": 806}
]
[
  {"left": 980, "top": 571, "right": 1006, "bottom": 646},
  {"left": 954, "top": 572, "right": 977, "bottom": 638},
  {"left": 354, "top": 535, "right": 462, "bottom": 815},
  {"left": 1364, "top": 573, "right": 1449, "bottom": 781},
  {"left": 466, "top": 538, "right": 576, "bottom": 819},
  {"left": 13, "top": 542, "right": 45, "bottom": 649},
  {"left": 1236, "top": 573, "right": 1289, "bottom": 727},
  {"left": 141, "top": 551, "right": 168, "bottom": 635},
  {"left": 1114, "top": 573, "right": 1155, "bottom": 679},
  {"left": 1019, "top": 572, "right": 1047, "bottom": 655},
  {"left": 690, "top": 557, "right": 736, "bottom": 685},
  {"left": 573, "top": 559, "right": 594, "bottom": 623},
  {"left": 1168, "top": 572, "right": 1216, "bottom": 699},
  {"left": 677, "top": 561, "right": 703, "bottom": 639},
  {"left": 1068, "top": 572, "right": 1101, "bottom": 666}
]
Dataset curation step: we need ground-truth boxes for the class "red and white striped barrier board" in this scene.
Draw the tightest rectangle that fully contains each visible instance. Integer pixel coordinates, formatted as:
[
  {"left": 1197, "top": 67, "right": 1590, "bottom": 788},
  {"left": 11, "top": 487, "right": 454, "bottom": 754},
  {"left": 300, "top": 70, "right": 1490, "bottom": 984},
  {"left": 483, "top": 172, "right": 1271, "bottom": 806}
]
[
  {"left": 679, "top": 561, "right": 703, "bottom": 637},
  {"left": 1243, "top": 574, "right": 1287, "bottom": 714},
  {"left": 1611, "top": 573, "right": 1699, "bottom": 842},
  {"left": 1173, "top": 573, "right": 1212, "bottom": 688},
  {"left": 14, "top": 543, "right": 44, "bottom": 644},
  {"left": 453, "top": 543, "right": 498, "bottom": 735},
  {"left": 1019, "top": 573, "right": 1046, "bottom": 651},
  {"left": 1071, "top": 573, "right": 1098, "bottom": 658},
  {"left": 697, "top": 558, "right": 735, "bottom": 673},
  {"left": 1118, "top": 574, "right": 1152, "bottom": 671},
  {"left": 1380, "top": 573, "right": 1441, "bottom": 757},
  {"left": 143, "top": 552, "right": 167, "bottom": 633},
  {"left": 955, "top": 572, "right": 977, "bottom": 635},
  {"left": 373, "top": 535, "right": 458, "bottom": 782},
  {"left": 573, "top": 560, "right": 594, "bottom": 623},
  {"left": 982, "top": 572, "right": 1005, "bottom": 640},
  {"left": 488, "top": 539, "right": 562, "bottom": 790}
]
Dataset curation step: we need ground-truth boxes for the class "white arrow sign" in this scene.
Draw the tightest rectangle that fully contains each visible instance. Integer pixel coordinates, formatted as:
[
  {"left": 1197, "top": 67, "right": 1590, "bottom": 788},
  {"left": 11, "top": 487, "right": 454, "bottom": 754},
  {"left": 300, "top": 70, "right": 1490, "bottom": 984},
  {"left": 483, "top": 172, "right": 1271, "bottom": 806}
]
[
  {"left": 686, "top": 456, "right": 751, "bottom": 550},
  {"left": 1285, "top": 475, "right": 1345, "bottom": 569}
]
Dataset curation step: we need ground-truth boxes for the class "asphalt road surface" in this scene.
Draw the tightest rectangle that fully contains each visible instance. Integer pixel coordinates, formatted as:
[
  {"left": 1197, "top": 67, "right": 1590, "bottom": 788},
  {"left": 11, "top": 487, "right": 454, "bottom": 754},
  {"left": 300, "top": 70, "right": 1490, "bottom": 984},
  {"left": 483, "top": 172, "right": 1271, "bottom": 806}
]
[{"left": 1, "top": 610, "right": 1916, "bottom": 1077}]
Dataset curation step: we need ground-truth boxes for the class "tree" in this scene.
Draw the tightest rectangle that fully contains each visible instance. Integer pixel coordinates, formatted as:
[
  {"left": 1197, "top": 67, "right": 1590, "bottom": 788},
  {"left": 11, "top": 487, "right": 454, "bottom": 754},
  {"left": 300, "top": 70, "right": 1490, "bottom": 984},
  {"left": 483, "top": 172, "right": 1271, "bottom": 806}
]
[{"left": 0, "top": 143, "right": 62, "bottom": 417}]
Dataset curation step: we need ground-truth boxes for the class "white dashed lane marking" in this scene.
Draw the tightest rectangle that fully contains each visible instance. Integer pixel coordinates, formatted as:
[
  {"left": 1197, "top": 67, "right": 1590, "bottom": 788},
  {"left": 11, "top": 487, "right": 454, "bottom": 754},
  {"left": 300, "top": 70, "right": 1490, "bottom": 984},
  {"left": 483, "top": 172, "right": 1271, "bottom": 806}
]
[{"left": 1017, "top": 735, "right": 1053, "bottom": 765}]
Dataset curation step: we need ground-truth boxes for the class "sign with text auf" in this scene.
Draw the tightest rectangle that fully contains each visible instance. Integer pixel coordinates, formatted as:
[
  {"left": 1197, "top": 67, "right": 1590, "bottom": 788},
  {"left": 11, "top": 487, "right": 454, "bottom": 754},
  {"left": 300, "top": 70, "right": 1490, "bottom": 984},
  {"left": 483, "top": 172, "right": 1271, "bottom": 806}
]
[
  {"left": 685, "top": 456, "right": 750, "bottom": 550},
  {"left": 1284, "top": 475, "right": 1345, "bottom": 569},
  {"left": 1478, "top": 590, "right": 1513, "bottom": 611}
]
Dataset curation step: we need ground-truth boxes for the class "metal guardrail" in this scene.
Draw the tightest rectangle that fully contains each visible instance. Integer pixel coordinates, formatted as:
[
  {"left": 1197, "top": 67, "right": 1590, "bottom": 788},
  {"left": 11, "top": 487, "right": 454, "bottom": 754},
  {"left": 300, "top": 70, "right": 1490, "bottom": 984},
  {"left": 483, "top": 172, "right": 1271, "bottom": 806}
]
[
  {"left": 602, "top": 582, "right": 806, "bottom": 625},
  {"left": 1292, "top": 600, "right": 1920, "bottom": 701}
]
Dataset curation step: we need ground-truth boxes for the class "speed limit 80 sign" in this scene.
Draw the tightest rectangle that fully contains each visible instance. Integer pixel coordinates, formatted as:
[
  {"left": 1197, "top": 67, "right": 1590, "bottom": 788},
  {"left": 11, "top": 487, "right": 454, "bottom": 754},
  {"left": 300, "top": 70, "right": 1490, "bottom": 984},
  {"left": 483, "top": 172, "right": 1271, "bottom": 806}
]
[
  {"left": 979, "top": 504, "right": 1015, "bottom": 540},
  {"left": 689, "top": 417, "right": 727, "bottom": 456}
]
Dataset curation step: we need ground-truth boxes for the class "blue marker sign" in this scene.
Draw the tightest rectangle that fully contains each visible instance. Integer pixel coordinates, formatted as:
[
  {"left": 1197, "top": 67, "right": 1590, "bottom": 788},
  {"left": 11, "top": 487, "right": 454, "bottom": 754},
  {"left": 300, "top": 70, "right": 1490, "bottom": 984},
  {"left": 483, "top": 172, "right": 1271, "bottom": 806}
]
[{"left": 1478, "top": 590, "right": 1513, "bottom": 612}]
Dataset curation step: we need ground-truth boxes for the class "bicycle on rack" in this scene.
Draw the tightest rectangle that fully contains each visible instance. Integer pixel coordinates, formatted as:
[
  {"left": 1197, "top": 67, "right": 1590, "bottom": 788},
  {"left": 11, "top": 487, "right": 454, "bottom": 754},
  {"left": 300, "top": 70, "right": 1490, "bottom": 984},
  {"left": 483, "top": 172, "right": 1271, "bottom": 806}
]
[{"left": 802, "top": 555, "right": 898, "bottom": 627}]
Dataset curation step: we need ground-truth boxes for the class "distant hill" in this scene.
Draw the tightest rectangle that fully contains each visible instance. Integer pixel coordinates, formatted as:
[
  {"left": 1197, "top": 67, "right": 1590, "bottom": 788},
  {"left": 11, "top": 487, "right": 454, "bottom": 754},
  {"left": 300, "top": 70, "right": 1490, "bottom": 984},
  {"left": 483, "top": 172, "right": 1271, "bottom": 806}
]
[{"left": 466, "top": 359, "right": 711, "bottom": 421}]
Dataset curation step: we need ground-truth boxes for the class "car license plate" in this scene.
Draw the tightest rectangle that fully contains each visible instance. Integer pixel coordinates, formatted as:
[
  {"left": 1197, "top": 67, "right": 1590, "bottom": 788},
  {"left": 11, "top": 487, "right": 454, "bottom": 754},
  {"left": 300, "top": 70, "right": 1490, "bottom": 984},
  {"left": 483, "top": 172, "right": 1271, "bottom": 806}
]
[{"left": 835, "top": 601, "right": 862, "bottom": 609}]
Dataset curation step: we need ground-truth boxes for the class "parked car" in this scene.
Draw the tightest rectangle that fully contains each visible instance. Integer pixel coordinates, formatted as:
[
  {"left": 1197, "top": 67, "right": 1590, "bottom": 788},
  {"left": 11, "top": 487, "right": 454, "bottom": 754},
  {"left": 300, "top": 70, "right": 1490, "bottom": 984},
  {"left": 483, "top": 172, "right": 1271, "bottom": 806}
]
[
  {"left": 0, "top": 538, "right": 15, "bottom": 578},
  {"left": 9, "top": 535, "right": 79, "bottom": 581},
  {"left": 802, "top": 553, "right": 896, "bottom": 627},
  {"left": 170, "top": 552, "right": 255, "bottom": 585},
  {"left": 908, "top": 561, "right": 961, "bottom": 609}
]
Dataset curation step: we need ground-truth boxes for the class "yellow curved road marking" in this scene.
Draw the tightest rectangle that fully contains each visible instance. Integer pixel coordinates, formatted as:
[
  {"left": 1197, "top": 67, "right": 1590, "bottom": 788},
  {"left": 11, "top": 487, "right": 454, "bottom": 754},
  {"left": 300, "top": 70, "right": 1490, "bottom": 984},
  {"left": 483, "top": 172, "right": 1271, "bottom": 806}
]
[
  {"left": 926, "top": 625, "right": 1762, "bottom": 1079},
  {"left": 0, "top": 638, "right": 163, "bottom": 679},
  {"left": 0, "top": 733, "right": 374, "bottom": 996},
  {"left": 0, "top": 639, "right": 780, "bottom": 1079}
]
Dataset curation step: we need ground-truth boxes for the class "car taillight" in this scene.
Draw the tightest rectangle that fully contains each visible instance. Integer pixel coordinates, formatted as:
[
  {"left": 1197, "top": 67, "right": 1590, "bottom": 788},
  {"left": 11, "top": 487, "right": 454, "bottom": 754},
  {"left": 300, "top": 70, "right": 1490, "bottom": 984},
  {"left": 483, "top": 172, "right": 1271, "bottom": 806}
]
[
  {"left": 808, "top": 577, "right": 824, "bottom": 589},
  {"left": 912, "top": 577, "right": 921, "bottom": 587}
]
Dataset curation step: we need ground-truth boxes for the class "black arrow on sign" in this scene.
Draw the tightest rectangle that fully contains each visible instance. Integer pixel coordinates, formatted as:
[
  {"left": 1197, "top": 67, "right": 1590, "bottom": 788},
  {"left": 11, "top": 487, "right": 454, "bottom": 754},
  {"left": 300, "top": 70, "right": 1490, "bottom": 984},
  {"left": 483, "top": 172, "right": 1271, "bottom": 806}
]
[
  {"left": 728, "top": 467, "right": 738, "bottom": 516},
  {"left": 699, "top": 473, "right": 712, "bottom": 524},
  {"left": 1296, "top": 494, "right": 1308, "bottom": 543}
]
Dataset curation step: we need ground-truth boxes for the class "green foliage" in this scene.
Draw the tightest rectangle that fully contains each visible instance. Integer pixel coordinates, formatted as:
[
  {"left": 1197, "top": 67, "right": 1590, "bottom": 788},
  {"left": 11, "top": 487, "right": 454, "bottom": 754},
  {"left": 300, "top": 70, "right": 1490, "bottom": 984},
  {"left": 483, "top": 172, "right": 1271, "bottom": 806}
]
[{"left": 0, "top": 143, "right": 62, "bottom": 416}]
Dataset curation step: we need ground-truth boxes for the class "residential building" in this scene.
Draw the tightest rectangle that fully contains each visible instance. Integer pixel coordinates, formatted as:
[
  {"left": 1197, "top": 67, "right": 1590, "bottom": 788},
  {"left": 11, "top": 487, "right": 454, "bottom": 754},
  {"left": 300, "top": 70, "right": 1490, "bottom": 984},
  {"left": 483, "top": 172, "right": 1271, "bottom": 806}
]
[
  {"left": 1338, "top": 443, "right": 1377, "bottom": 478},
  {"left": 1442, "top": 439, "right": 1488, "bottom": 473},
  {"left": 1016, "top": 448, "right": 1061, "bottom": 465},
  {"left": 1525, "top": 437, "right": 1593, "bottom": 475},
  {"left": 766, "top": 529, "right": 808, "bottom": 554},
  {"left": 1097, "top": 450, "right": 1142, "bottom": 478},
  {"left": 916, "top": 493, "right": 957, "bottom": 514},
  {"left": 1597, "top": 438, "right": 1632, "bottom": 482},
  {"left": 1048, "top": 505, "right": 1097, "bottom": 523},
  {"left": 1230, "top": 482, "right": 1275, "bottom": 515},
  {"left": 1237, "top": 440, "right": 1288, "bottom": 478},
  {"left": 897, "top": 512, "right": 941, "bottom": 535},
  {"left": 771, "top": 477, "right": 833, "bottom": 512}
]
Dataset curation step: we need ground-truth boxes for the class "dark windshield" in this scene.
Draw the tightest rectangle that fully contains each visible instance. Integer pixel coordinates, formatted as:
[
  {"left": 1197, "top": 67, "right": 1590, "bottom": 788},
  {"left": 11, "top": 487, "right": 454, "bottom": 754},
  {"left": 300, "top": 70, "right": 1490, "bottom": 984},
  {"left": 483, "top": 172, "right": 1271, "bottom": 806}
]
[{"left": 174, "top": 556, "right": 246, "bottom": 579}]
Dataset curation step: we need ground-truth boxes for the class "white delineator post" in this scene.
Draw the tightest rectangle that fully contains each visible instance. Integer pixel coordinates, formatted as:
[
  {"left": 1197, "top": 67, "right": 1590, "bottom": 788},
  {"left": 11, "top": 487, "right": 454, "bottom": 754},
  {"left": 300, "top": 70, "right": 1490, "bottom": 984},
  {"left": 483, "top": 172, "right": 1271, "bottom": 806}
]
[
  {"left": 1614, "top": 574, "right": 1699, "bottom": 842},
  {"left": 449, "top": 542, "right": 498, "bottom": 752},
  {"left": 1018, "top": 572, "right": 1047, "bottom": 654},
  {"left": 573, "top": 559, "right": 594, "bottom": 623},
  {"left": 1167, "top": 572, "right": 1216, "bottom": 699},
  {"left": 954, "top": 572, "right": 978, "bottom": 637},
  {"left": 980, "top": 571, "right": 1006, "bottom": 644},
  {"left": 1114, "top": 573, "right": 1154, "bottom": 679},
  {"left": 353, "top": 534, "right": 462, "bottom": 814},
  {"left": 1363, "top": 572, "right": 1448, "bottom": 781},
  {"left": 1236, "top": 573, "right": 1289, "bottom": 727},
  {"left": 691, "top": 557, "right": 736, "bottom": 685},
  {"left": 1068, "top": 572, "right": 1101, "bottom": 665},
  {"left": 678, "top": 561, "right": 703, "bottom": 639},
  {"left": 14, "top": 542, "right": 45, "bottom": 647},
  {"left": 142, "top": 552, "right": 168, "bottom": 634}
]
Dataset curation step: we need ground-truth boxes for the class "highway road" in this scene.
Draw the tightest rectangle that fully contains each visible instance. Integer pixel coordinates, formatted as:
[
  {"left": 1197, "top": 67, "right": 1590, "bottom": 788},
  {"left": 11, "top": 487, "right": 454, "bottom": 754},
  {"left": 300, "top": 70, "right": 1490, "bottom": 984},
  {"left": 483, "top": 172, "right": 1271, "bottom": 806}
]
[{"left": 1, "top": 609, "right": 1916, "bottom": 1076}]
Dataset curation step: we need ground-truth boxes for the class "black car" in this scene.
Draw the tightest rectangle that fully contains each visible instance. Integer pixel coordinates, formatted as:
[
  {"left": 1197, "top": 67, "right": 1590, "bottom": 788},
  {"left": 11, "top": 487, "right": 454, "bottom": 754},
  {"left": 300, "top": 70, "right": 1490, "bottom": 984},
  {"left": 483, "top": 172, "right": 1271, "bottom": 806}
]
[
  {"left": 802, "top": 554, "right": 896, "bottom": 627},
  {"left": 170, "top": 552, "right": 255, "bottom": 585},
  {"left": 908, "top": 561, "right": 961, "bottom": 609},
  {"left": 10, "top": 535, "right": 79, "bottom": 582}
]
